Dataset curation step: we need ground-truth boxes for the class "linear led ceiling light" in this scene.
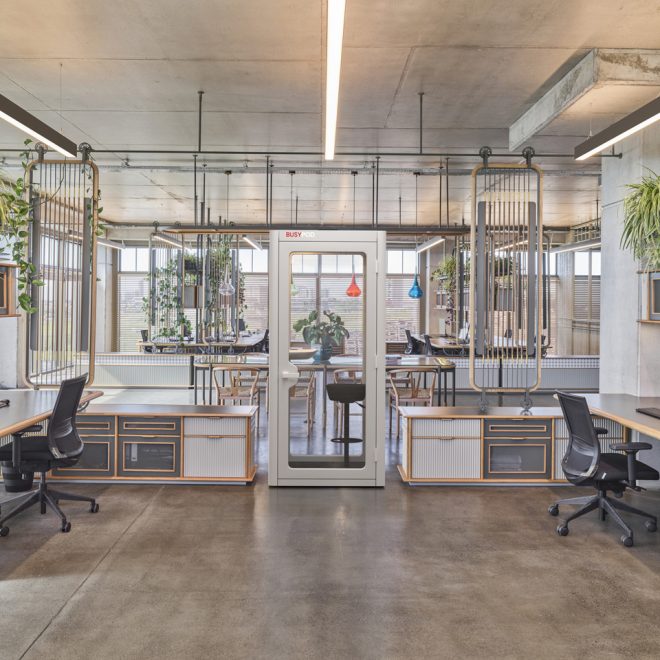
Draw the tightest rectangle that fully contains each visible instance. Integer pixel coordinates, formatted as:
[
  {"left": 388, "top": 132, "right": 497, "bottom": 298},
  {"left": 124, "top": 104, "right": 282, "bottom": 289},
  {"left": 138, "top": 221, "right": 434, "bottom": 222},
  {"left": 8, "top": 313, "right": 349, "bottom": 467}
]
[
  {"left": 153, "top": 232, "right": 184, "bottom": 249},
  {"left": 324, "top": 0, "right": 346, "bottom": 160},
  {"left": 550, "top": 238, "right": 601, "bottom": 254},
  {"left": 416, "top": 236, "right": 446, "bottom": 254},
  {"left": 0, "top": 93, "right": 77, "bottom": 158},
  {"left": 241, "top": 235, "right": 263, "bottom": 251},
  {"left": 575, "top": 95, "right": 660, "bottom": 161}
]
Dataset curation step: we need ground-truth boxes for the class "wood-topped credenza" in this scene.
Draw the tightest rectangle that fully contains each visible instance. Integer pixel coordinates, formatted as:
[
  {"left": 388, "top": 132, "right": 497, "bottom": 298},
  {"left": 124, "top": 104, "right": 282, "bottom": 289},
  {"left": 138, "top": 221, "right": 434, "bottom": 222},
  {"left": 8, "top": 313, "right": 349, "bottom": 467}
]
[
  {"left": 48, "top": 404, "right": 258, "bottom": 485},
  {"left": 398, "top": 406, "right": 626, "bottom": 485}
]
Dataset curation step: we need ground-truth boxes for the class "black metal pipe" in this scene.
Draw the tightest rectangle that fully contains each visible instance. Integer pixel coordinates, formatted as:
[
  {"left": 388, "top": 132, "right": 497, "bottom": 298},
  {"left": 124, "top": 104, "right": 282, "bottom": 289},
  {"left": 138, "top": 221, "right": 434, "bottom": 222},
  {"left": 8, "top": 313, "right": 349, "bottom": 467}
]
[
  {"left": 197, "top": 91, "right": 204, "bottom": 153},
  {"left": 419, "top": 92, "right": 424, "bottom": 155}
]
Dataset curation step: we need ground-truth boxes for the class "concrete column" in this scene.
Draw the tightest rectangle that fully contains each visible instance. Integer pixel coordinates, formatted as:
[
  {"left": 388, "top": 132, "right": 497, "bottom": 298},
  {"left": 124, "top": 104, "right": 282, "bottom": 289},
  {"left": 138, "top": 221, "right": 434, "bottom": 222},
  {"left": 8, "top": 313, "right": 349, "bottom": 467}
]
[
  {"left": 0, "top": 317, "right": 18, "bottom": 388},
  {"left": 555, "top": 252, "right": 574, "bottom": 356}
]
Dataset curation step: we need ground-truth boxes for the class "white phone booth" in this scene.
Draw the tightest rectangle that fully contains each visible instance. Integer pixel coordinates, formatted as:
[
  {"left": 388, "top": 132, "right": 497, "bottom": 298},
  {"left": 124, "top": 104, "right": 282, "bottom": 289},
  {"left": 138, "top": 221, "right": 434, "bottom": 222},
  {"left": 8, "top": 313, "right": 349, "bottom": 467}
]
[{"left": 268, "top": 230, "right": 386, "bottom": 487}]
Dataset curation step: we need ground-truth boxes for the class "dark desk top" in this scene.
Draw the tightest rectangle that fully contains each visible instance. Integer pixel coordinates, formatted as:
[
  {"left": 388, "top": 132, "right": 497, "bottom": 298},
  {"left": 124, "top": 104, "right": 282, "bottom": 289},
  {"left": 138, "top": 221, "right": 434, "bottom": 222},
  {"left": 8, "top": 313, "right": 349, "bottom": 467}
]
[
  {"left": 399, "top": 405, "right": 562, "bottom": 419},
  {"left": 0, "top": 389, "right": 103, "bottom": 436},
  {"left": 582, "top": 393, "right": 660, "bottom": 440},
  {"left": 85, "top": 403, "right": 257, "bottom": 417}
]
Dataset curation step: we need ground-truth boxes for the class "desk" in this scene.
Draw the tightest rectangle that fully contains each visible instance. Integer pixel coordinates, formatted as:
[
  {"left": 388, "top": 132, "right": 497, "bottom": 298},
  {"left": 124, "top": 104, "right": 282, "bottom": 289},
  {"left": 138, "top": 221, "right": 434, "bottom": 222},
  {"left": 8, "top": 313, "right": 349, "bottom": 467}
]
[
  {"left": 582, "top": 394, "right": 660, "bottom": 441},
  {"left": 0, "top": 389, "right": 103, "bottom": 468},
  {"left": 139, "top": 332, "right": 266, "bottom": 354}
]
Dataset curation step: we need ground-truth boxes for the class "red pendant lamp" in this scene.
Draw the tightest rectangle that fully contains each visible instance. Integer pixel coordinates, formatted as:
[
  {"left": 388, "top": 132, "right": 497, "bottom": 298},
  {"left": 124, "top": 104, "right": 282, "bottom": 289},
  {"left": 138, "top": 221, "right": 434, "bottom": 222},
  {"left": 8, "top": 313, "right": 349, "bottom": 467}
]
[
  {"left": 346, "top": 271, "right": 361, "bottom": 297},
  {"left": 345, "top": 172, "right": 362, "bottom": 298}
]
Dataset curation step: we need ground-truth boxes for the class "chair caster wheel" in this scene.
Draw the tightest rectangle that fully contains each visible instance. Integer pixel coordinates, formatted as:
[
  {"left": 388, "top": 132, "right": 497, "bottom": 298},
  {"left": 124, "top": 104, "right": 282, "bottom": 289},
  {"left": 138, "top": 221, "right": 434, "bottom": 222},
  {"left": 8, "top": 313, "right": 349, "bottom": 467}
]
[
  {"left": 621, "top": 535, "right": 633, "bottom": 547},
  {"left": 548, "top": 504, "right": 559, "bottom": 517},
  {"left": 556, "top": 525, "right": 569, "bottom": 536},
  {"left": 0, "top": 526, "right": 9, "bottom": 537},
  {"left": 645, "top": 520, "right": 657, "bottom": 533},
  {"left": 90, "top": 503, "right": 99, "bottom": 513},
  {"left": 61, "top": 522, "right": 71, "bottom": 533}
]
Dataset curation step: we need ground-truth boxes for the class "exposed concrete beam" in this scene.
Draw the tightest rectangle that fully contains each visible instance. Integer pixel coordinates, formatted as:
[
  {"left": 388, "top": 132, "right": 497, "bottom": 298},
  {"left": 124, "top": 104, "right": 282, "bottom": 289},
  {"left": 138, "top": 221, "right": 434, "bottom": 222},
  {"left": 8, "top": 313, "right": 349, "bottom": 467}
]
[{"left": 509, "top": 49, "right": 660, "bottom": 150}]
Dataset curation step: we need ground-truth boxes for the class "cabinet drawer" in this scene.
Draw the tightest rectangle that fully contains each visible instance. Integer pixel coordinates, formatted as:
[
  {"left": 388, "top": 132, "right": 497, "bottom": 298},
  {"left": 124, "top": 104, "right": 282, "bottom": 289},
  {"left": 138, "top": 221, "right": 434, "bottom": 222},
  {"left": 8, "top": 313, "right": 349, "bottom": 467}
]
[
  {"left": 118, "top": 416, "right": 180, "bottom": 436},
  {"left": 484, "top": 437, "right": 551, "bottom": 480},
  {"left": 184, "top": 416, "right": 249, "bottom": 437},
  {"left": 52, "top": 437, "right": 115, "bottom": 478},
  {"left": 411, "top": 437, "right": 481, "bottom": 480},
  {"left": 410, "top": 418, "right": 481, "bottom": 439},
  {"left": 76, "top": 415, "right": 115, "bottom": 435},
  {"left": 118, "top": 435, "right": 180, "bottom": 477},
  {"left": 183, "top": 436, "right": 247, "bottom": 478},
  {"left": 484, "top": 418, "right": 551, "bottom": 439}
]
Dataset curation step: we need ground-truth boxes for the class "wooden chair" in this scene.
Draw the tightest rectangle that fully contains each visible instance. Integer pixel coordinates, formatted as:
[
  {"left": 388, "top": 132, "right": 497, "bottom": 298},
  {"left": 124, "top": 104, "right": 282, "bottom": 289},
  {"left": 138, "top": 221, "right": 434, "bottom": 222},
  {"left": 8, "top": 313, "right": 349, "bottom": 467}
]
[
  {"left": 213, "top": 366, "right": 262, "bottom": 426},
  {"left": 289, "top": 367, "right": 317, "bottom": 439},
  {"left": 387, "top": 369, "right": 437, "bottom": 439}
]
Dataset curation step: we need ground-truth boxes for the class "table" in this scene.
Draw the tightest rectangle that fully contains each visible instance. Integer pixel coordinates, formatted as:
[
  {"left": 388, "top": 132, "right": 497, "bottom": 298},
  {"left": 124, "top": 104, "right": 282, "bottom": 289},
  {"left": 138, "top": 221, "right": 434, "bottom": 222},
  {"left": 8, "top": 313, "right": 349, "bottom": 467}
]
[
  {"left": 139, "top": 331, "right": 266, "bottom": 354},
  {"left": 193, "top": 354, "right": 456, "bottom": 418},
  {"left": 582, "top": 394, "right": 660, "bottom": 441},
  {"left": 0, "top": 389, "right": 103, "bottom": 468}
]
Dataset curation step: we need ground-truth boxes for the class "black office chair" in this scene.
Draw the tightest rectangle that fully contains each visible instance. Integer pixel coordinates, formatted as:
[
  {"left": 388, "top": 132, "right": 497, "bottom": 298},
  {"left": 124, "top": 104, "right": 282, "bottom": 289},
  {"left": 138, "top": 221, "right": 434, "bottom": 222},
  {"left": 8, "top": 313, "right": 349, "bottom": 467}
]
[
  {"left": 326, "top": 383, "right": 365, "bottom": 466},
  {"left": 550, "top": 392, "right": 658, "bottom": 547},
  {"left": 140, "top": 329, "right": 154, "bottom": 353},
  {"left": 261, "top": 329, "right": 269, "bottom": 354},
  {"left": 404, "top": 329, "right": 424, "bottom": 355},
  {"left": 0, "top": 375, "right": 99, "bottom": 537}
]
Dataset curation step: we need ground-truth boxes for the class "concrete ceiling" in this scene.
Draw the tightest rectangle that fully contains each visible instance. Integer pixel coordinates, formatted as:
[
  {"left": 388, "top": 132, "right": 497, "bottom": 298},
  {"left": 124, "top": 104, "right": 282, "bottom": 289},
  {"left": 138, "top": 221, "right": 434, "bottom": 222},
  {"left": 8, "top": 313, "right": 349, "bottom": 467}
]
[{"left": 0, "top": 0, "right": 659, "bottom": 229}]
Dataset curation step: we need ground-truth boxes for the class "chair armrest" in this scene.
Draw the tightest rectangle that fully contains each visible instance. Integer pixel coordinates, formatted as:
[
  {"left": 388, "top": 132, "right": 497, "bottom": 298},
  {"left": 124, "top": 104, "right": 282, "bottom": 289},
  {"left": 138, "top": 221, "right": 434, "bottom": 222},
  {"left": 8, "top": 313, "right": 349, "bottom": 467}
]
[
  {"left": 611, "top": 442, "right": 653, "bottom": 453},
  {"left": 594, "top": 427, "right": 608, "bottom": 435},
  {"left": 12, "top": 424, "right": 43, "bottom": 437}
]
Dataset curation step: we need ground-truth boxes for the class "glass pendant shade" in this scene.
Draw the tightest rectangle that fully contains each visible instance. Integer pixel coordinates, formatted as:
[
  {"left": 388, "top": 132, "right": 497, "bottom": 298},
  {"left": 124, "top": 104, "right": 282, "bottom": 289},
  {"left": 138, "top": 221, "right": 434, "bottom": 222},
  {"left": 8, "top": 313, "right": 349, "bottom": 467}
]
[
  {"left": 408, "top": 273, "right": 423, "bottom": 299},
  {"left": 346, "top": 273, "right": 361, "bottom": 297},
  {"left": 290, "top": 279, "right": 299, "bottom": 297},
  {"left": 219, "top": 281, "right": 235, "bottom": 297}
]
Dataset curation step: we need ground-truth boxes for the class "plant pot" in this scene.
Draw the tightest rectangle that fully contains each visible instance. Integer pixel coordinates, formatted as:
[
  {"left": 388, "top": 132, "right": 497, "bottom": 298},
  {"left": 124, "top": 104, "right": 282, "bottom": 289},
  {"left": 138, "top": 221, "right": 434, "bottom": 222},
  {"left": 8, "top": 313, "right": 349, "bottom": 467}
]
[{"left": 313, "top": 345, "right": 333, "bottom": 363}]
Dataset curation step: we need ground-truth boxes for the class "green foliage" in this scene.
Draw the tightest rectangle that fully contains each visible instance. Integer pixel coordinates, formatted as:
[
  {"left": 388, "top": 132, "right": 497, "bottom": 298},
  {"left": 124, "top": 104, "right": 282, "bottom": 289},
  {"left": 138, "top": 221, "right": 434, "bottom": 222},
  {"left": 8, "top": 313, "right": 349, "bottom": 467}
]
[
  {"left": 0, "top": 139, "right": 43, "bottom": 313},
  {"left": 292, "top": 309, "right": 350, "bottom": 348},
  {"left": 430, "top": 255, "right": 457, "bottom": 292},
  {"left": 622, "top": 169, "right": 660, "bottom": 269},
  {"left": 143, "top": 258, "right": 188, "bottom": 340}
]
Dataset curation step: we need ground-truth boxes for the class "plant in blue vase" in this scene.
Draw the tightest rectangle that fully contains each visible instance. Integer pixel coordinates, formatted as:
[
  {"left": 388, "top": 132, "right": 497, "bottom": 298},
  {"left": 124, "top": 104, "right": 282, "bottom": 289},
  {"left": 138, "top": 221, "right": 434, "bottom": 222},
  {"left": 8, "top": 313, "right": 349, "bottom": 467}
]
[{"left": 293, "top": 309, "right": 349, "bottom": 363}]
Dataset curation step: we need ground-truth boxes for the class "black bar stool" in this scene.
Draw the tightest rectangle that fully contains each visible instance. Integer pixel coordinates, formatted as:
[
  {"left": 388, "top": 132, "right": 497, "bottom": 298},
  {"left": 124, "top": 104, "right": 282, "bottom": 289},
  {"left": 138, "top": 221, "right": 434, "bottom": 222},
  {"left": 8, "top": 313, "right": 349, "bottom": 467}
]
[{"left": 326, "top": 383, "right": 365, "bottom": 466}]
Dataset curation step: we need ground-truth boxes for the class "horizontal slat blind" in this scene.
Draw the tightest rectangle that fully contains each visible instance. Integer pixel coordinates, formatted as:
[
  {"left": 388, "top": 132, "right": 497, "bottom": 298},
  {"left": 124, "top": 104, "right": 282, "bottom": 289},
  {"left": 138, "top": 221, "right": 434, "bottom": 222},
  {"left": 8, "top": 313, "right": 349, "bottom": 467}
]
[
  {"left": 385, "top": 276, "right": 420, "bottom": 342},
  {"left": 242, "top": 273, "right": 268, "bottom": 332},
  {"left": 118, "top": 273, "right": 149, "bottom": 352}
]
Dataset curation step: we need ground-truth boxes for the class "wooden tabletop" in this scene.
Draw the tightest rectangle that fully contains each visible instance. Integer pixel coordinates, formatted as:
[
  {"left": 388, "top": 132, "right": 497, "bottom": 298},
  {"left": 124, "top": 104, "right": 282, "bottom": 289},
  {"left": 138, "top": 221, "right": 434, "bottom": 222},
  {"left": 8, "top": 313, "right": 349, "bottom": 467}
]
[
  {"left": 399, "top": 405, "right": 562, "bottom": 419},
  {"left": 0, "top": 389, "right": 103, "bottom": 437},
  {"left": 85, "top": 403, "right": 257, "bottom": 417},
  {"left": 582, "top": 393, "right": 660, "bottom": 440}
]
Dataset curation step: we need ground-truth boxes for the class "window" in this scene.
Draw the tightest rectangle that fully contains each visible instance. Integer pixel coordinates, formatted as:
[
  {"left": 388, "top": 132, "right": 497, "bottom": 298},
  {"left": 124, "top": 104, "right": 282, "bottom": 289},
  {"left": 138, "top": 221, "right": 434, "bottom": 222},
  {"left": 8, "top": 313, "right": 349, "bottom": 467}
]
[
  {"left": 120, "top": 247, "right": 150, "bottom": 272},
  {"left": 239, "top": 248, "right": 269, "bottom": 332},
  {"left": 386, "top": 249, "right": 420, "bottom": 342}
]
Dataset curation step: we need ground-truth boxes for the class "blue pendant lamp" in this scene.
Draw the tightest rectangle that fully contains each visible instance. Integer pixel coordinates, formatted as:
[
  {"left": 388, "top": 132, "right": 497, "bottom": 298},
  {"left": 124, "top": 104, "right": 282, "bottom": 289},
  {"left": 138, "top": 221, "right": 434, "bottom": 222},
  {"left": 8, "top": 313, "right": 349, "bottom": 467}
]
[{"left": 408, "top": 172, "right": 423, "bottom": 299}]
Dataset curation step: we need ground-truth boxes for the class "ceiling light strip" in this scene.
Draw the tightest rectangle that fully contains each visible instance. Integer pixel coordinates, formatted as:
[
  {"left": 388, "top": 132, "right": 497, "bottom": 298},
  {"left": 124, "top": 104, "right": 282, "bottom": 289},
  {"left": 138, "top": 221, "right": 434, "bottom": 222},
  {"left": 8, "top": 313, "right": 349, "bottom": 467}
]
[
  {"left": 324, "top": 0, "right": 346, "bottom": 161},
  {"left": 575, "top": 96, "right": 660, "bottom": 161},
  {"left": 0, "top": 94, "right": 77, "bottom": 158},
  {"left": 416, "top": 236, "right": 446, "bottom": 253}
]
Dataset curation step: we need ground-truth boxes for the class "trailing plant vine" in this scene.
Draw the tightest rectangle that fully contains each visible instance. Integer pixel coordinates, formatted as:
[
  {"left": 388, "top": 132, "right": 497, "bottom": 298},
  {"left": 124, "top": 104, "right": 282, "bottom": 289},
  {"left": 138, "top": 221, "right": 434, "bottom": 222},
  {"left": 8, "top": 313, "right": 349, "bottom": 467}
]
[{"left": 0, "top": 139, "right": 43, "bottom": 312}]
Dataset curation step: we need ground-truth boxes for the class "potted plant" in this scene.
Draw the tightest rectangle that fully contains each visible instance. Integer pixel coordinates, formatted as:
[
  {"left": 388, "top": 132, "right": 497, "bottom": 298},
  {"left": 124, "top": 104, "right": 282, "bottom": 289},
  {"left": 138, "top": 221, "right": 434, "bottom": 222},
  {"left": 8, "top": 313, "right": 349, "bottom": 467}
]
[
  {"left": 292, "top": 309, "right": 349, "bottom": 363},
  {"left": 621, "top": 169, "right": 660, "bottom": 270},
  {"left": 431, "top": 255, "right": 457, "bottom": 332}
]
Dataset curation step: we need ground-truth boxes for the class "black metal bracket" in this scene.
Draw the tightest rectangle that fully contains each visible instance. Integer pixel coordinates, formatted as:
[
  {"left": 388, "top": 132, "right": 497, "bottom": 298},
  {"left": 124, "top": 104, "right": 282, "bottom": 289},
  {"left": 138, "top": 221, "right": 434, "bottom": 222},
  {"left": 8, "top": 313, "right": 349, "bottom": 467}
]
[
  {"left": 522, "top": 146, "right": 535, "bottom": 167},
  {"left": 479, "top": 146, "right": 492, "bottom": 167},
  {"left": 79, "top": 142, "right": 92, "bottom": 163},
  {"left": 35, "top": 143, "right": 47, "bottom": 162}
]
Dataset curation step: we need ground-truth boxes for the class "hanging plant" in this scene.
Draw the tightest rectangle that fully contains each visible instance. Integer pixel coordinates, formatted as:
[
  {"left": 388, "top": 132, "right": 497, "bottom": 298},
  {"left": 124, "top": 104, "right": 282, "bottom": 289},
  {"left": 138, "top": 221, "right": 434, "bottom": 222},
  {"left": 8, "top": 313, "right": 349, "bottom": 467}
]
[
  {"left": 621, "top": 169, "right": 660, "bottom": 269},
  {"left": 0, "top": 139, "right": 43, "bottom": 313}
]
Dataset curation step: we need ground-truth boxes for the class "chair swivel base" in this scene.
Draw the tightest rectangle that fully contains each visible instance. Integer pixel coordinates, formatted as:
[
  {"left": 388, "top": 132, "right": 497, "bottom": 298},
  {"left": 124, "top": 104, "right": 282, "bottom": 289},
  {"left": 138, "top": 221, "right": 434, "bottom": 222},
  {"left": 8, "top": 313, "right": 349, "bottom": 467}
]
[
  {"left": 549, "top": 490, "right": 657, "bottom": 547},
  {"left": 0, "top": 474, "right": 99, "bottom": 537}
]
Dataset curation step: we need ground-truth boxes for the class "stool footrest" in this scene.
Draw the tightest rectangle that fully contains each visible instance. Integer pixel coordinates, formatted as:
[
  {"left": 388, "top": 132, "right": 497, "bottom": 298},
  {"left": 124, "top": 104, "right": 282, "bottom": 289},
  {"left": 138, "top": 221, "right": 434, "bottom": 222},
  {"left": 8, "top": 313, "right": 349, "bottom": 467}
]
[{"left": 330, "top": 437, "right": 363, "bottom": 444}]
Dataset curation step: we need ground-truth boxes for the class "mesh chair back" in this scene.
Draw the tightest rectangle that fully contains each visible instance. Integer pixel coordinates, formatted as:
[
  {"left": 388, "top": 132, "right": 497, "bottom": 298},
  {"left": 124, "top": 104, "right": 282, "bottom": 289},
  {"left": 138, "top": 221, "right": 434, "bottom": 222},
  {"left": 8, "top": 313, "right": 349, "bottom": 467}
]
[
  {"left": 404, "top": 329, "right": 423, "bottom": 355},
  {"left": 47, "top": 374, "right": 87, "bottom": 459},
  {"left": 557, "top": 391, "right": 600, "bottom": 485}
]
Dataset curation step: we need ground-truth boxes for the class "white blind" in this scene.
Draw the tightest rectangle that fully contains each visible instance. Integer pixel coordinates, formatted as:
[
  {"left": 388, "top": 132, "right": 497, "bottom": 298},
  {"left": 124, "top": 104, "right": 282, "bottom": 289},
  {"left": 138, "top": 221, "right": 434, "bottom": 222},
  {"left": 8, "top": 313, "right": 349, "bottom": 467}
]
[
  {"left": 242, "top": 273, "right": 269, "bottom": 332},
  {"left": 117, "top": 273, "right": 149, "bottom": 352},
  {"left": 385, "top": 276, "right": 420, "bottom": 342}
]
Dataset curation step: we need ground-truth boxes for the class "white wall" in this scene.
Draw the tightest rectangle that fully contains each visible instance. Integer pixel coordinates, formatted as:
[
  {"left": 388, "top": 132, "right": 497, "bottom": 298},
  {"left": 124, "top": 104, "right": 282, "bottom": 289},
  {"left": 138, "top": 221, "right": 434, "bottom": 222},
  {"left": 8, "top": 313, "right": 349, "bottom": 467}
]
[
  {"left": 600, "top": 124, "right": 660, "bottom": 481},
  {"left": 0, "top": 317, "right": 18, "bottom": 388},
  {"left": 600, "top": 125, "right": 660, "bottom": 396}
]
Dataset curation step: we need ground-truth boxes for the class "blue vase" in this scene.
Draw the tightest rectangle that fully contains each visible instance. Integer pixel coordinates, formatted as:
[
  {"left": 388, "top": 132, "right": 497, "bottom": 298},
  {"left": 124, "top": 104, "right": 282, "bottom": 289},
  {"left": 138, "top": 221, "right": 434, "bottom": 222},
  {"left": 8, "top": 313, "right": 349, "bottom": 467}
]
[
  {"left": 313, "top": 345, "right": 333, "bottom": 363},
  {"left": 408, "top": 274, "right": 423, "bottom": 299}
]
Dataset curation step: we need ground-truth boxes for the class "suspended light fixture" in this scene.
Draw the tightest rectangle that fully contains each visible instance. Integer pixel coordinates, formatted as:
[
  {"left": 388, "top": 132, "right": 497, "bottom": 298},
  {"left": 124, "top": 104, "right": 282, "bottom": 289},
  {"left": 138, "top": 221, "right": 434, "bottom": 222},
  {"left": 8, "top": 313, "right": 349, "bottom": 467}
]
[
  {"left": 0, "top": 93, "right": 77, "bottom": 158},
  {"left": 324, "top": 0, "right": 346, "bottom": 160},
  {"left": 408, "top": 174, "right": 424, "bottom": 299},
  {"left": 346, "top": 171, "right": 362, "bottom": 297},
  {"left": 153, "top": 232, "right": 183, "bottom": 249}
]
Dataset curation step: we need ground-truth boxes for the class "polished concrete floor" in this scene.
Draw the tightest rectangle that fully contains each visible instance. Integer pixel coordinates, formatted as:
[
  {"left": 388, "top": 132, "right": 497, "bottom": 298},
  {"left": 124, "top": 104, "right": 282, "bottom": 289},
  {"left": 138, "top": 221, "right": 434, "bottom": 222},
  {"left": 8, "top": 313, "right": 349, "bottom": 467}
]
[{"left": 2, "top": 391, "right": 660, "bottom": 659}]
